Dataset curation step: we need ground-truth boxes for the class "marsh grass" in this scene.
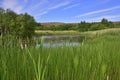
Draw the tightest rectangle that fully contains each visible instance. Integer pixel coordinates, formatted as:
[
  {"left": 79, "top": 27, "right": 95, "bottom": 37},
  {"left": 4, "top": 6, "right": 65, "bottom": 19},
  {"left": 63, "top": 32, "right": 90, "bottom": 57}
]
[
  {"left": 0, "top": 35, "right": 120, "bottom": 80},
  {"left": 35, "top": 30, "right": 81, "bottom": 36}
]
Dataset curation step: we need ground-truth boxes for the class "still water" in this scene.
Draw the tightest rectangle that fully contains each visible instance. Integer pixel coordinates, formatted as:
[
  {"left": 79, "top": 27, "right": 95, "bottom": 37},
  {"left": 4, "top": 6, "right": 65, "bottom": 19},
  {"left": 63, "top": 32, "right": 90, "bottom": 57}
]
[{"left": 36, "top": 35, "right": 85, "bottom": 47}]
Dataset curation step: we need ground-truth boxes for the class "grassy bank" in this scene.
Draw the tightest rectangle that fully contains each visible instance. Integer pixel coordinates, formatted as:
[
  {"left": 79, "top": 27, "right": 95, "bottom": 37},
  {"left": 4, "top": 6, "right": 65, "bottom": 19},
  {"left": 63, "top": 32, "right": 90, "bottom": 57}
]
[
  {"left": 0, "top": 34, "right": 120, "bottom": 80},
  {"left": 82, "top": 28, "right": 120, "bottom": 37},
  {"left": 35, "top": 28, "right": 120, "bottom": 37},
  {"left": 35, "top": 30, "right": 81, "bottom": 35}
]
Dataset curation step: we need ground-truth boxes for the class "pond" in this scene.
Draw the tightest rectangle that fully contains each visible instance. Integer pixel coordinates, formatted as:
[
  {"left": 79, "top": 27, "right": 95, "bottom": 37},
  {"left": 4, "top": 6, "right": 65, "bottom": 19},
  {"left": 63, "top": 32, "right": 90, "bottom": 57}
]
[{"left": 36, "top": 35, "right": 85, "bottom": 47}]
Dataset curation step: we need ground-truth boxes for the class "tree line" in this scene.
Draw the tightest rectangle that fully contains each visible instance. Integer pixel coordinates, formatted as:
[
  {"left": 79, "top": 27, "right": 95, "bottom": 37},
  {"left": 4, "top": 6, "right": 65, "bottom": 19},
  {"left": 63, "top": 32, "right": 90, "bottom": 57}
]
[
  {"left": 77, "top": 18, "right": 114, "bottom": 32},
  {"left": 36, "top": 18, "right": 116, "bottom": 32}
]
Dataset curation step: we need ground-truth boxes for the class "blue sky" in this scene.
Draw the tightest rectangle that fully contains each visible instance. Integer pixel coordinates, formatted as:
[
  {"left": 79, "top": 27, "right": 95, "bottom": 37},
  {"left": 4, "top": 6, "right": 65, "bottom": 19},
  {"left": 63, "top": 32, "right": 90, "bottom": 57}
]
[{"left": 0, "top": 0, "right": 120, "bottom": 23}]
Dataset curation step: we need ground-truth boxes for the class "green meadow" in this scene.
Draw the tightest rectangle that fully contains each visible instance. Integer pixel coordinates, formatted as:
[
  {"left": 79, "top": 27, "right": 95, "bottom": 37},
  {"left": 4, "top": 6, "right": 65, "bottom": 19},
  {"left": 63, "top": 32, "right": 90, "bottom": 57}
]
[
  {"left": 0, "top": 34, "right": 120, "bottom": 80},
  {"left": 0, "top": 2, "right": 120, "bottom": 80}
]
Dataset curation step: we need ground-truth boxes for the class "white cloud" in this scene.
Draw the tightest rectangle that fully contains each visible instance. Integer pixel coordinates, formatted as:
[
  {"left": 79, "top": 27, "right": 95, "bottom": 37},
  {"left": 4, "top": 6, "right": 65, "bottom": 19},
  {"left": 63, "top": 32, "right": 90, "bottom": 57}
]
[
  {"left": 34, "top": 1, "right": 71, "bottom": 18},
  {"left": 26, "top": 0, "right": 70, "bottom": 13},
  {"left": 26, "top": 0, "right": 49, "bottom": 13},
  {"left": 27, "top": 3, "right": 44, "bottom": 12},
  {"left": 48, "top": 1, "right": 70, "bottom": 10},
  {"left": 86, "top": 15, "right": 120, "bottom": 22},
  {"left": 63, "top": 3, "right": 80, "bottom": 10},
  {"left": 23, "top": 0, "right": 28, "bottom": 3},
  {"left": 2, "top": 0, "right": 22, "bottom": 13},
  {"left": 97, "top": 0, "right": 111, "bottom": 4},
  {"left": 75, "top": 6, "right": 120, "bottom": 18},
  {"left": 35, "top": 11, "right": 48, "bottom": 17}
]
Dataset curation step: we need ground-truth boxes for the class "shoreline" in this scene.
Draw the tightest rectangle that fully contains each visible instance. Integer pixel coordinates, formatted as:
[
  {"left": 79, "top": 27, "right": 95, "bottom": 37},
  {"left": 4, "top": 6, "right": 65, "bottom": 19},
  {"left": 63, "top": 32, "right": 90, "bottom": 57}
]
[
  {"left": 35, "top": 28, "right": 120, "bottom": 37},
  {"left": 35, "top": 30, "right": 81, "bottom": 35}
]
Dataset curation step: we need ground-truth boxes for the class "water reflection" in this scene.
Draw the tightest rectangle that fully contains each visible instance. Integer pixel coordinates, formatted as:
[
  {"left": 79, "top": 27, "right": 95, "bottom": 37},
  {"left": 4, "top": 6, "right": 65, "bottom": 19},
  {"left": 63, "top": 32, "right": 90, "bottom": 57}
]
[
  {"left": 36, "top": 35, "right": 84, "bottom": 47},
  {"left": 37, "top": 42, "right": 80, "bottom": 47}
]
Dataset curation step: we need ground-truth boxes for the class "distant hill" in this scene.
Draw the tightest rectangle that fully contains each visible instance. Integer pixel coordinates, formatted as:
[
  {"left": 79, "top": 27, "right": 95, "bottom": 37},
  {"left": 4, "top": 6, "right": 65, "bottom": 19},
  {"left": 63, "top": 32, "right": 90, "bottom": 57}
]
[
  {"left": 113, "top": 21, "right": 120, "bottom": 24},
  {"left": 41, "top": 22, "right": 65, "bottom": 27},
  {"left": 40, "top": 21, "right": 120, "bottom": 27}
]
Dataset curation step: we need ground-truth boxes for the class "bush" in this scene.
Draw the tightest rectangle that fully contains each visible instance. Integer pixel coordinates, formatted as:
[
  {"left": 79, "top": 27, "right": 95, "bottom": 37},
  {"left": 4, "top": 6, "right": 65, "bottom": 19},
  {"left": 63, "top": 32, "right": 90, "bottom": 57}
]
[{"left": 89, "top": 23, "right": 106, "bottom": 31}]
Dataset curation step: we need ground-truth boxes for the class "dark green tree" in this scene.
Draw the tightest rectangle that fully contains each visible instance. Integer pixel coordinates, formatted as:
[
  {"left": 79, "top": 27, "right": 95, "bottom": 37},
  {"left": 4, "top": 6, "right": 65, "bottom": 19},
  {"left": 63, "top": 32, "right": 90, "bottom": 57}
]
[
  {"left": 16, "top": 13, "right": 36, "bottom": 39},
  {"left": 5, "top": 9, "right": 18, "bottom": 35},
  {"left": 0, "top": 7, "right": 5, "bottom": 35},
  {"left": 101, "top": 18, "right": 114, "bottom": 28},
  {"left": 78, "top": 21, "right": 91, "bottom": 32},
  {"left": 101, "top": 18, "right": 108, "bottom": 25}
]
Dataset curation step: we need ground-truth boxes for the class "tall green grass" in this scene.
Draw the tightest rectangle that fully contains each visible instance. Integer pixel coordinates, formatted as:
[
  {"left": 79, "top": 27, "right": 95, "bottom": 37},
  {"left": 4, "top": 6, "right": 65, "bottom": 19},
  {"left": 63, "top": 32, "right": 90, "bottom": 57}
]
[{"left": 0, "top": 35, "right": 120, "bottom": 80}]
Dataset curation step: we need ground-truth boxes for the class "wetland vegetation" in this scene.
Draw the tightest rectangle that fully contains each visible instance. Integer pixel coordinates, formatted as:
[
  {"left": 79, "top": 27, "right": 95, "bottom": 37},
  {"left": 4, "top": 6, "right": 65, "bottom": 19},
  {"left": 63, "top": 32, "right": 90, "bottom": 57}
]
[{"left": 0, "top": 7, "right": 120, "bottom": 80}]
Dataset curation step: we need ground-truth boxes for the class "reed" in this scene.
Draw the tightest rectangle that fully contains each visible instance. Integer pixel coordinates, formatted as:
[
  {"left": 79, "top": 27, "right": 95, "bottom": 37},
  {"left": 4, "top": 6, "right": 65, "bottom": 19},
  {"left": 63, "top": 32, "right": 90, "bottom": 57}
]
[{"left": 0, "top": 35, "right": 120, "bottom": 80}]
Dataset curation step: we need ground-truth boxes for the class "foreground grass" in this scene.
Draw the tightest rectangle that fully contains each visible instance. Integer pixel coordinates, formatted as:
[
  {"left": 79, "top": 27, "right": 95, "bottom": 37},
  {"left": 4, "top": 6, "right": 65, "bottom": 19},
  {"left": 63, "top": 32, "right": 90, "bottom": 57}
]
[{"left": 0, "top": 35, "right": 120, "bottom": 80}]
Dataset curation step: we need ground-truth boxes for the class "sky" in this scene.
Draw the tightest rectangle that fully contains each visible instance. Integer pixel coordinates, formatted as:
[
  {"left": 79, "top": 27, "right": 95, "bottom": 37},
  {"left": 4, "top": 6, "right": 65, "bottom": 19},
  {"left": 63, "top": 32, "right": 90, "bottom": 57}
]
[{"left": 0, "top": 0, "right": 120, "bottom": 23}]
